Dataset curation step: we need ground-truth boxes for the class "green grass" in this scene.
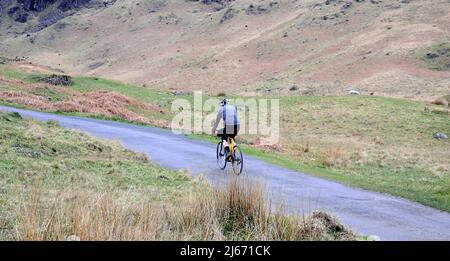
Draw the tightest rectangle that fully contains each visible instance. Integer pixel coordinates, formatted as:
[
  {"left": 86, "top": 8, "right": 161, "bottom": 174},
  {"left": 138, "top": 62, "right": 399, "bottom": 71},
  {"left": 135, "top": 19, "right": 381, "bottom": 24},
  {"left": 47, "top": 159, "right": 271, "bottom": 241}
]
[
  {"left": 190, "top": 95, "right": 450, "bottom": 212},
  {"left": 0, "top": 110, "right": 194, "bottom": 240},
  {"left": 0, "top": 111, "right": 191, "bottom": 197}
]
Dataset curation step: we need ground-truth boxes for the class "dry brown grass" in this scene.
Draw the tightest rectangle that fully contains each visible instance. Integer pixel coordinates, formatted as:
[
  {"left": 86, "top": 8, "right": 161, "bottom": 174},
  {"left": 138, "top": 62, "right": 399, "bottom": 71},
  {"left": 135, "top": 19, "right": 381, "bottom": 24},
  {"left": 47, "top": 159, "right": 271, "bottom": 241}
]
[
  {"left": 55, "top": 90, "right": 168, "bottom": 126},
  {"left": 0, "top": 90, "right": 169, "bottom": 126},
  {"left": 0, "top": 91, "right": 54, "bottom": 109},
  {"left": 322, "top": 146, "right": 349, "bottom": 168},
  {"left": 14, "top": 177, "right": 355, "bottom": 241}
]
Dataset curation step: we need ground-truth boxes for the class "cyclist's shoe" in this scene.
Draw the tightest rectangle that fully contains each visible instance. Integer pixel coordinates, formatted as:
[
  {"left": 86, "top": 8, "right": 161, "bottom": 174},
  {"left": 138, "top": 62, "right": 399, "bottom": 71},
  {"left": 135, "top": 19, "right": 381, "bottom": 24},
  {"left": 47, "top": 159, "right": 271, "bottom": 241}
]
[{"left": 225, "top": 151, "right": 233, "bottom": 162}]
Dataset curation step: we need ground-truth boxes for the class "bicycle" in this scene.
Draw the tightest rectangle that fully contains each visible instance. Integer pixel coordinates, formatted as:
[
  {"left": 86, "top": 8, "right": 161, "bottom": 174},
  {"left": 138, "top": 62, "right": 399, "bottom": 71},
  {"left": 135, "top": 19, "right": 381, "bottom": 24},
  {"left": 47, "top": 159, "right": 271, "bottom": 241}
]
[{"left": 216, "top": 137, "right": 244, "bottom": 175}]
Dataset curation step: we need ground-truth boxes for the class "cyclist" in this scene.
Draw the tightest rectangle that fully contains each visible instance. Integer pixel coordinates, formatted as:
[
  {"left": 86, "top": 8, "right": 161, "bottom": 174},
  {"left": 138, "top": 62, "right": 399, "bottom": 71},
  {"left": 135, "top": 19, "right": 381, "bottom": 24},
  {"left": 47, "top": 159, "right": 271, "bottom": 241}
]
[{"left": 212, "top": 98, "right": 240, "bottom": 159}]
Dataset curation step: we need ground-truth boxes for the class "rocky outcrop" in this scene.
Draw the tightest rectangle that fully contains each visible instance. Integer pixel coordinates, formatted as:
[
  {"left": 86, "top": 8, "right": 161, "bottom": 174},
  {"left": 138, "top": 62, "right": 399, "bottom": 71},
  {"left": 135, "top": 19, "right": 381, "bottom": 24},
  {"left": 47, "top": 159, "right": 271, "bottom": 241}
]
[
  {"left": 2, "top": 0, "right": 115, "bottom": 32},
  {"left": 7, "top": 6, "right": 29, "bottom": 23},
  {"left": 17, "top": 0, "right": 57, "bottom": 12},
  {"left": 58, "top": 0, "right": 92, "bottom": 12}
]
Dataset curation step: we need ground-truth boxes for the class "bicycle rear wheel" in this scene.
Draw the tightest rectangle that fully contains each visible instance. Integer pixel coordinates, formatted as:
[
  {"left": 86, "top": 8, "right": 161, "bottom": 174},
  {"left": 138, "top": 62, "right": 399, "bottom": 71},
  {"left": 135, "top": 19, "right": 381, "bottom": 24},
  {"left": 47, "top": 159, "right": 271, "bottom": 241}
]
[
  {"left": 216, "top": 141, "right": 227, "bottom": 169},
  {"left": 232, "top": 145, "right": 244, "bottom": 175}
]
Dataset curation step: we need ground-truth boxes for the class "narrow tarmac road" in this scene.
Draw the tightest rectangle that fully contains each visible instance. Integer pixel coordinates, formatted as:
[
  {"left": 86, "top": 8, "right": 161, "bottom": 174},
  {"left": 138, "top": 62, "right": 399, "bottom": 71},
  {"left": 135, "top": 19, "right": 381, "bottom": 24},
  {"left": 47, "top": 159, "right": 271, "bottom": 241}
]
[{"left": 1, "top": 106, "right": 449, "bottom": 240}]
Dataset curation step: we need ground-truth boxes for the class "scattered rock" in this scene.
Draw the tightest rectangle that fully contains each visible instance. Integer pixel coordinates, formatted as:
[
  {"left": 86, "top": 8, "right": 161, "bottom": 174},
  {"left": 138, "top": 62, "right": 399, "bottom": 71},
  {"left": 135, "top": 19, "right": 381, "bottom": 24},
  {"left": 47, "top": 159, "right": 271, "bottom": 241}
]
[
  {"left": 158, "top": 175, "right": 170, "bottom": 180},
  {"left": 289, "top": 85, "right": 299, "bottom": 91},
  {"left": 341, "top": 1, "right": 353, "bottom": 12},
  {"left": 172, "top": 90, "right": 184, "bottom": 96},
  {"left": 88, "top": 61, "right": 105, "bottom": 70},
  {"left": 158, "top": 12, "right": 182, "bottom": 25},
  {"left": 44, "top": 74, "right": 73, "bottom": 86},
  {"left": 426, "top": 53, "right": 439, "bottom": 59},
  {"left": 433, "top": 133, "right": 448, "bottom": 139},
  {"left": 348, "top": 89, "right": 360, "bottom": 95},
  {"left": 12, "top": 143, "right": 43, "bottom": 158},
  {"left": 220, "top": 8, "right": 235, "bottom": 23},
  {"left": 245, "top": 2, "right": 278, "bottom": 15}
]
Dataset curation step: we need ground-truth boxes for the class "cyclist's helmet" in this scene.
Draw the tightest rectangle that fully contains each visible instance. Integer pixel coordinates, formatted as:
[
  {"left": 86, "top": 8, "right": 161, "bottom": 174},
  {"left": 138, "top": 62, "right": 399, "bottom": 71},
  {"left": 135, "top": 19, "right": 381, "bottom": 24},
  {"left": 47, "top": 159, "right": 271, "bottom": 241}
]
[{"left": 220, "top": 99, "right": 228, "bottom": 107}]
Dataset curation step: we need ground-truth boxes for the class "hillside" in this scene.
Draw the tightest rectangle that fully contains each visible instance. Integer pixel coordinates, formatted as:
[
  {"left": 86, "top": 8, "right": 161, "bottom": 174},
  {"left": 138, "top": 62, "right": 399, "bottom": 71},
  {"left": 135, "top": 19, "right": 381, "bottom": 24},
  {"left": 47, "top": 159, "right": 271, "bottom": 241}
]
[{"left": 1, "top": 0, "right": 449, "bottom": 99}]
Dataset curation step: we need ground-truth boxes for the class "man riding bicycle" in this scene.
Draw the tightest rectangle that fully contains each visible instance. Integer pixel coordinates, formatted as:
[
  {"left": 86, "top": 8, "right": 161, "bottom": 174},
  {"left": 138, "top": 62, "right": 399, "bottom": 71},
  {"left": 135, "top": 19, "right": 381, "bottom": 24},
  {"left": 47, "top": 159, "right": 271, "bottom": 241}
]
[{"left": 212, "top": 99, "right": 240, "bottom": 158}]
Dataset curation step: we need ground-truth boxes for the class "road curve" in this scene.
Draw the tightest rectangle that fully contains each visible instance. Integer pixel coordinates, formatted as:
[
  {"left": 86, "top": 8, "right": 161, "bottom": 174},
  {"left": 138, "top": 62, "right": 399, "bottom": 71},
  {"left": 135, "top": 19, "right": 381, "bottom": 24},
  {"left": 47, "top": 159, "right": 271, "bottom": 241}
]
[{"left": 1, "top": 106, "right": 449, "bottom": 240}]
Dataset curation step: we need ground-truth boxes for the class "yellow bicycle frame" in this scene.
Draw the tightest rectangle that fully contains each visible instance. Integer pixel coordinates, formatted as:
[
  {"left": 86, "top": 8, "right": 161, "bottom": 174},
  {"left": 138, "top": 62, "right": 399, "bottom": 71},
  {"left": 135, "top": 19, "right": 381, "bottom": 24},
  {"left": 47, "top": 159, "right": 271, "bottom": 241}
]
[{"left": 227, "top": 137, "right": 236, "bottom": 155}]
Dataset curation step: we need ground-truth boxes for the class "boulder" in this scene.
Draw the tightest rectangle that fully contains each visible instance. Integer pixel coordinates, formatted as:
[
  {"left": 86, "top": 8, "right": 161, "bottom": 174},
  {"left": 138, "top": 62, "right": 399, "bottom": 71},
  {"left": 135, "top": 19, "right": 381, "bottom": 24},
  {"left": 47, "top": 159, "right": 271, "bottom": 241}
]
[
  {"left": 348, "top": 89, "right": 360, "bottom": 95},
  {"left": 433, "top": 133, "right": 448, "bottom": 139}
]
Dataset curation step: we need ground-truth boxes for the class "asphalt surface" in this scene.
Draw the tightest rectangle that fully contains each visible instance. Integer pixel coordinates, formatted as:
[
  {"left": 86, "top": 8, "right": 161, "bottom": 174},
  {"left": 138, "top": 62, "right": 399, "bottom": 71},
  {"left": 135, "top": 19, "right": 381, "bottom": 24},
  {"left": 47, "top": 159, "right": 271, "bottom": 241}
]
[{"left": 1, "top": 106, "right": 450, "bottom": 240}]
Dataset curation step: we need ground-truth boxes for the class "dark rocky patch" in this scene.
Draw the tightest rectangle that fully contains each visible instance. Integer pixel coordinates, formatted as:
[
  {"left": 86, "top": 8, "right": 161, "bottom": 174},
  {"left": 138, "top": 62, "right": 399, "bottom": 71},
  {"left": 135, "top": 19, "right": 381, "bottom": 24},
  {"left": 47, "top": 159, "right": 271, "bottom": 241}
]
[
  {"left": 245, "top": 1, "right": 279, "bottom": 15},
  {"left": 8, "top": 6, "right": 29, "bottom": 23},
  {"left": 423, "top": 43, "right": 450, "bottom": 71},
  {"left": 220, "top": 7, "right": 236, "bottom": 23},
  {"left": 426, "top": 53, "right": 439, "bottom": 59},
  {"left": 88, "top": 61, "right": 105, "bottom": 70},
  {"left": 341, "top": 1, "right": 352, "bottom": 12},
  {"left": 18, "top": 0, "right": 57, "bottom": 12},
  {"left": 42, "top": 74, "right": 74, "bottom": 86},
  {"left": 12, "top": 143, "right": 43, "bottom": 158},
  {"left": 433, "top": 133, "right": 448, "bottom": 139},
  {"left": 289, "top": 85, "right": 299, "bottom": 91},
  {"left": 2, "top": 1, "right": 116, "bottom": 33}
]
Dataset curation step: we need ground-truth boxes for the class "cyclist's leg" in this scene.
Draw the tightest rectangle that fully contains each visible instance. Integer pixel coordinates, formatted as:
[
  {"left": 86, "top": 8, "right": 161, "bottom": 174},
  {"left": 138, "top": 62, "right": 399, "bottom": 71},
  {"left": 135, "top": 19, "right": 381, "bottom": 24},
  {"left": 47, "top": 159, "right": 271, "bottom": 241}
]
[
  {"left": 221, "top": 126, "right": 231, "bottom": 152},
  {"left": 217, "top": 128, "right": 228, "bottom": 156},
  {"left": 231, "top": 125, "right": 240, "bottom": 161}
]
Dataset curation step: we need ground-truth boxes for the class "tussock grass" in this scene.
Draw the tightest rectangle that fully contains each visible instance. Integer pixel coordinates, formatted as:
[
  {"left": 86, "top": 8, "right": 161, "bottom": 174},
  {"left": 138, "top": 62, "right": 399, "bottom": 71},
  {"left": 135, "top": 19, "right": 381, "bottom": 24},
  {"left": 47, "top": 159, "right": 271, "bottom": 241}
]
[
  {"left": 14, "top": 177, "right": 355, "bottom": 241},
  {"left": 322, "top": 146, "right": 348, "bottom": 168}
]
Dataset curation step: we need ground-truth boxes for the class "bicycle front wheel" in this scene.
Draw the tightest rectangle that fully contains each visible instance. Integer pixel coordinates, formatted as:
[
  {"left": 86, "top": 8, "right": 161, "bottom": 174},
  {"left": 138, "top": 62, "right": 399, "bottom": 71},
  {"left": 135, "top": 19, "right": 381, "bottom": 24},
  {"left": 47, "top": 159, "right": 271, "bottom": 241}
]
[
  {"left": 232, "top": 145, "right": 244, "bottom": 175},
  {"left": 216, "top": 141, "right": 227, "bottom": 170}
]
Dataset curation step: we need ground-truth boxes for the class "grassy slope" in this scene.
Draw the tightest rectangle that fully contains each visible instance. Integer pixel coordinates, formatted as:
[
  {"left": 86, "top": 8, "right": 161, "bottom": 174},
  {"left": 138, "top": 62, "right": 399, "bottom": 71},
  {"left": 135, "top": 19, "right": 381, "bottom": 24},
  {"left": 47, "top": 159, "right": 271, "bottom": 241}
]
[
  {"left": 0, "top": 110, "right": 192, "bottom": 240},
  {"left": 0, "top": 111, "right": 356, "bottom": 241},
  {"left": 0, "top": 65, "right": 449, "bottom": 212}
]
